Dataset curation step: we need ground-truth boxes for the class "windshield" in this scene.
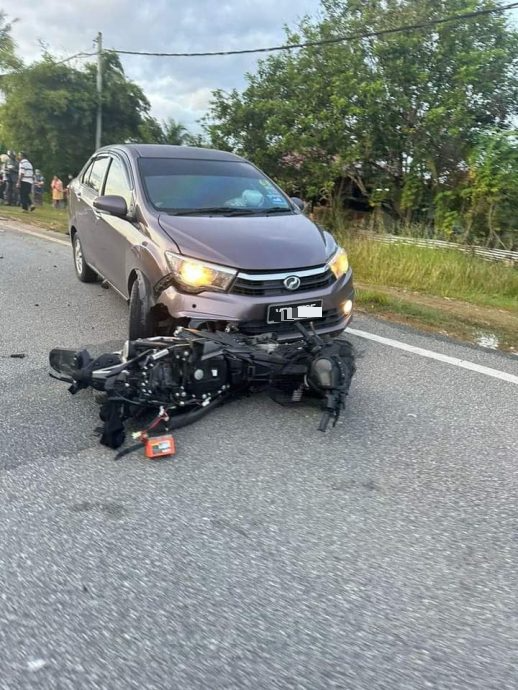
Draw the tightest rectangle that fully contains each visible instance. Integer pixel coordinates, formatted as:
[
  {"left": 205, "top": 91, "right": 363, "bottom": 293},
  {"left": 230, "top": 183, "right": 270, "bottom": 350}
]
[{"left": 137, "top": 157, "right": 293, "bottom": 215}]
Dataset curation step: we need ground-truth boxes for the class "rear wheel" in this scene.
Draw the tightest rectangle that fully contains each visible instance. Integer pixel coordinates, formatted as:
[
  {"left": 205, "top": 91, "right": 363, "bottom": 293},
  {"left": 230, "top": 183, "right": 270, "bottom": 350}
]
[
  {"left": 128, "top": 276, "right": 156, "bottom": 340},
  {"left": 72, "top": 233, "right": 97, "bottom": 283}
]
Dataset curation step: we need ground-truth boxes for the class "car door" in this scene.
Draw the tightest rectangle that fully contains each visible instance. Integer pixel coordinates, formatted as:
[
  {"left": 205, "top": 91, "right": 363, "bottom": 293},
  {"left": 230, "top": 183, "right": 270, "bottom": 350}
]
[
  {"left": 75, "top": 156, "right": 111, "bottom": 272},
  {"left": 71, "top": 158, "right": 95, "bottom": 260},
  {"left": 94, "top": 154, "right": 139, "bottom": 297}
]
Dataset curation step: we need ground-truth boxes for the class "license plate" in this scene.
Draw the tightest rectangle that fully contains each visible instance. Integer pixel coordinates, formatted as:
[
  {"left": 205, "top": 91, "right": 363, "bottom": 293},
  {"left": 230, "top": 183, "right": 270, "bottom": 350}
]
[{"left": 267, "top": 300, "right": 323, "bottom": 324}]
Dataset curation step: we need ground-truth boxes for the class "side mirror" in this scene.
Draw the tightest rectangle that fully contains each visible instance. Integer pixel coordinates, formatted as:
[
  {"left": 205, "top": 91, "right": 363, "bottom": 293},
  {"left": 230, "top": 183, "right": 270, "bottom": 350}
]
[
  {"left": 94, "top": 195, "right": 128, "bottom": 218},
  {"left": 290, "top": 197, "right": 306, "bottom": 212}
]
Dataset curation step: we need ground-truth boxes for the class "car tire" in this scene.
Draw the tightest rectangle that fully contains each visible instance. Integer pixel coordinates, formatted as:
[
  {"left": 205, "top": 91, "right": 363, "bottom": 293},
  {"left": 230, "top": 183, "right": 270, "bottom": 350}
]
[
  {"left": 72, "top": 233, "right": 97, "bottom": 283},
  {"left": 129, "top": 275, "right": 156, "bottom": 340}
]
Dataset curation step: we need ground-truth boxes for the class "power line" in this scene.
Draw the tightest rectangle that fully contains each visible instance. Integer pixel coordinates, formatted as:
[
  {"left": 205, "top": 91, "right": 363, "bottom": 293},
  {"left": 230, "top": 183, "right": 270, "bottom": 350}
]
[
  {"left": 109, "top": 1, "right": 518, "bottom": 58},
  {"left": 54, "top": 51, "right": 96, "bottom": 65},
  {"left": 2, "top": 0, "right": 517, "bottom": 77},
  {"left": 0, "top": 50, "right": 96, "bottom": 76}
]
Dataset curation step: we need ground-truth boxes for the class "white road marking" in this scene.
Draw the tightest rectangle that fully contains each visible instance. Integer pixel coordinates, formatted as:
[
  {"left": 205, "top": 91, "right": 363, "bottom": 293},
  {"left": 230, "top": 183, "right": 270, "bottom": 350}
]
[
  {"left": 1, "top": 224, "right": 68, "bottom": 246},
  {"left": 347, "top": 328, "right": 518, "bottom": 385}
]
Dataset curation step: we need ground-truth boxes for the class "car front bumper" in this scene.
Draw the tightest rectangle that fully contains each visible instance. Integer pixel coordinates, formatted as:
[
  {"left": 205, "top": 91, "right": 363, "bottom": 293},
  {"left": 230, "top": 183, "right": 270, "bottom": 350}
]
[{"left": 156, "top": 268, "right": 354, "bottom": 341}]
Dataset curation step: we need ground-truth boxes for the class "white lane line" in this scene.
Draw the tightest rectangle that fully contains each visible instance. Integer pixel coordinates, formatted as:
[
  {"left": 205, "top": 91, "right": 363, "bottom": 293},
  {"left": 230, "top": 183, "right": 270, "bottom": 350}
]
[
  {"left": 347, "top": 328, "right": 518, "bottom": 385},
  {"left": 1, "top": 224, "right": 69, "bottom": 246}
]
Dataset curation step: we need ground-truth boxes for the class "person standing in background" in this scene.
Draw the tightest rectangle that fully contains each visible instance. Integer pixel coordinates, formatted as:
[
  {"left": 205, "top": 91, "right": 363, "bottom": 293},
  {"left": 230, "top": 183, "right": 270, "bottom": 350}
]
[
  {"left": 51, "top": 175, "right": 64, "bottom": 208},
  {"left": 64, "top": 174, "right": 74, "bottom": 206},
  {"left": 33, "top": 169, "right": 45, "bottom": 206},
  {"left": 16, "top": 151, "right": 35, "bottom": 212},
  {"left": 5, "top": 150, "right": 18, "bottom": 206}
]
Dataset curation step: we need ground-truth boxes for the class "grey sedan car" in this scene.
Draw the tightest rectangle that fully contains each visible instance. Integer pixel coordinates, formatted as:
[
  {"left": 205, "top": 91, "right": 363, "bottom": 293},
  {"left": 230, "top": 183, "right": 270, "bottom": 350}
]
[{"left": 68, "top": 144, "right": 354, "bottom": 340}]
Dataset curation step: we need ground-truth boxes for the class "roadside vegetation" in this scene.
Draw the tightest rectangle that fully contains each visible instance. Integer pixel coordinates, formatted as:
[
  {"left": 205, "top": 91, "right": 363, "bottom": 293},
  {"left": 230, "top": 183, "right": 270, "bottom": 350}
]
[
  {"left": 340, "top": 231, "right": 517, "bottom": 311},
  {"left": 204, "top": 0, "right": 518, "bottom": 252},
  {"left": 354, "top": 287, "right": 518, "bottom": 354},
  {"left": 338, "top": 225, "right": 517, "bottom": 352},
  {"left": 0, "top": 2, "right": 516, "bottom": 349},
  {"left": 0, "top": 204, "right": 67, "bottom": 233}
]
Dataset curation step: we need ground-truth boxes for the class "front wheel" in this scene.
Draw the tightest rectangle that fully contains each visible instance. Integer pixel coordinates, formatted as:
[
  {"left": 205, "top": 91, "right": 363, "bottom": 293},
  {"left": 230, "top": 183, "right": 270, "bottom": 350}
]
[
  {"left": 128, "top": 276, "right": 156, "bottom": 340},
  {"left": 72, "top": 233, "right": 97, "bottom": 283}
]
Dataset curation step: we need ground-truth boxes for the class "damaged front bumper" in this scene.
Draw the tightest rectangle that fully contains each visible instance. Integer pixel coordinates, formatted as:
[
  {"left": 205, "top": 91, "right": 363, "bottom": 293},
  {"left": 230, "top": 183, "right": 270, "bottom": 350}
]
[{"left": 154, "top": 268, "right": 355, "bottom": 341}]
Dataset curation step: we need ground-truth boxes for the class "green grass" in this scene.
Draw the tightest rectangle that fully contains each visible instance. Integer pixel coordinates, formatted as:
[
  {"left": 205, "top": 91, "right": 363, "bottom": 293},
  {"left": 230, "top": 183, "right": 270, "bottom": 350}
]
[
  {"left": 355, "top": 288, "right": 517, "bottom": 352},
  {"left": 337, "top": 231, "right": 518, "bottom": 312},
  {"left": 0, "top": 204, "right": 68, "bottom": 233}
]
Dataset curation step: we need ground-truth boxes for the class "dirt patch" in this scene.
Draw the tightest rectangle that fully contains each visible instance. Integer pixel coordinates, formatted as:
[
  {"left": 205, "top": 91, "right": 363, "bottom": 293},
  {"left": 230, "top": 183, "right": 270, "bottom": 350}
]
[{"left": 355, "top": 283, "right": 518, "bottom": 354}]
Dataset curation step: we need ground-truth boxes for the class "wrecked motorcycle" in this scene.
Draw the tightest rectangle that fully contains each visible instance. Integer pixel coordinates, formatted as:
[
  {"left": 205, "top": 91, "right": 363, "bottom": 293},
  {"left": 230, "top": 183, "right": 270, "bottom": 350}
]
[{"left": 49, "top": 322, "right": 356, "bottom": 453}]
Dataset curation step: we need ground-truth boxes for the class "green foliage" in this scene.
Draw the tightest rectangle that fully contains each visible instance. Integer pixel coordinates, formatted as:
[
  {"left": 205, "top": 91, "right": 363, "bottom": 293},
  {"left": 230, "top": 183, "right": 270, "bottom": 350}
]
[
  {"left": 0, "top": 11, "right": 20, "bottom": 70},
  {"left": 0, "top": 30, "right": 198, "bottom": 181},
  {"left": 434, "top": 130, "right": 518, "bottom": 247},
  {"left": 339, "top": 232, "right": 518, "bottom": 310},
  {"left": 136, "top": 116, "right": 204, "bottom": 146},
  {"left": 0, "top": 51, "right": 153, "bottom": 180},
  {"left": 203, "top": 0, "right": 518, "bottom": 245},
  {"left": 137, "top": 115, "right": 169, "bottom": 144},
  {"left": 0, "top": 57, "right": 97, "bottom": 181}
]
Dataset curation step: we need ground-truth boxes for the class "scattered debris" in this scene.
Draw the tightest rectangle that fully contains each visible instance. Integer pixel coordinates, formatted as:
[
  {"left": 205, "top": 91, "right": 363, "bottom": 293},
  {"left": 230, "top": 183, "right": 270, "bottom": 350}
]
[
  {"left": 27, "top": 659, "right": 48, "bottom": 672},
  {"left": 475, "top": 332, "right": 500, "bottom": 350}
]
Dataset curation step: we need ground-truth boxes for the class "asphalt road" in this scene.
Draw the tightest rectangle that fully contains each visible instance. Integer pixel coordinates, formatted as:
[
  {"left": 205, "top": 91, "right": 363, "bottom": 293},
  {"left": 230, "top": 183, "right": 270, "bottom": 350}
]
[{"left": 0, "top": 225, "right": 517, "bottom": 690}]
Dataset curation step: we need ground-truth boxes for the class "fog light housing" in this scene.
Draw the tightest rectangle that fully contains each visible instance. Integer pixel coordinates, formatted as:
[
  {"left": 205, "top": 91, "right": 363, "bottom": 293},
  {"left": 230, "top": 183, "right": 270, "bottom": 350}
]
[{"left": 343, "top": 300, "right": 353, "bottom": 317}]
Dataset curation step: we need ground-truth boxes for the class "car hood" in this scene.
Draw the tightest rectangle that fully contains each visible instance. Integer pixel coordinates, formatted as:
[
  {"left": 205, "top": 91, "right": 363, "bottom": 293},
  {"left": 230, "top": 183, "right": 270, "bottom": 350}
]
[{"left": 157, "top": 213, "right": 336, "bottom": 270}]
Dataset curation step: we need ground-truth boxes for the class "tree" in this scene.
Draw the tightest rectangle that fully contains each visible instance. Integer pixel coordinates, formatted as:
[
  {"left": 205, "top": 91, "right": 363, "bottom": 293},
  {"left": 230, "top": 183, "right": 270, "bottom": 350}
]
[
  {"left": 0, "top": 52, "right": 154, "bottom": 181},
  {"left": 162, "top": 118, "right": 188, "bottom": 145},
  {"left": 204, "top": 0, "right": 518, "bottom": 234},
  {"left": 437, "top": 129, "right": 518, "bottom": 248},
  {"left": 0, "top": 11, "right": 20, "bottom": 71},
  {"left": 0, "top": 57, "right": 96, "bottom": 181},
  {"left": 135, "top": 115, "right": 202, "bottom": 146},
  {"left": 85, "top": 51, "right": 153, "bottom": 147},
  {"left": 137, "top": 115, "right": 168, "bottom": 144}
]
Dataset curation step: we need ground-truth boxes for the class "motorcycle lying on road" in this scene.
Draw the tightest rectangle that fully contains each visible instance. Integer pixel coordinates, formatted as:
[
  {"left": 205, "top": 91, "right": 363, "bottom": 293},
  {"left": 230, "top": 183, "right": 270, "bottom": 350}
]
[{"left": 49, "top": 322, "right": 356, "bottom": 454}]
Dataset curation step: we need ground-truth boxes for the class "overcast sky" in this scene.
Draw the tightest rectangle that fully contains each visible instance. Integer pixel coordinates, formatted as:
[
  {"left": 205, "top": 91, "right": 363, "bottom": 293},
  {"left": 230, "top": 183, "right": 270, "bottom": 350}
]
[{"left": 4, "top": 0, "right": 324, "bottom": 132}]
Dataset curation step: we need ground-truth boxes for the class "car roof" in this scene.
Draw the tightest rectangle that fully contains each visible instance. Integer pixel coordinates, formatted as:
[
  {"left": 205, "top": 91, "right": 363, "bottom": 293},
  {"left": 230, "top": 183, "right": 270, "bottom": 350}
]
[{"left": 97, "top": 144, "right": 246, "bottom": 162}]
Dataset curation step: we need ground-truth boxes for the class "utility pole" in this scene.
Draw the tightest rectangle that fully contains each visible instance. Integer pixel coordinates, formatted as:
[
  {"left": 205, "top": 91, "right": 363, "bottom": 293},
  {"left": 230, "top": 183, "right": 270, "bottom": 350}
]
[{"left": 95, "top": 32, "right": 103, "bottom": 150}]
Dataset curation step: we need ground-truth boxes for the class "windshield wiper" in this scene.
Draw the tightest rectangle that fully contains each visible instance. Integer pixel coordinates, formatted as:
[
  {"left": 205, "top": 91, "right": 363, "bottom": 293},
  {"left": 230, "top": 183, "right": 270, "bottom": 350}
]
[
  {"left": 167, "top": 207, "right": 258, "bottom": 217},
  {"left": 261, "top": 207, "right": 294, "bottom": 214},
  {"left": 167, "top": 206, "right": 294, "bottom": 217}
]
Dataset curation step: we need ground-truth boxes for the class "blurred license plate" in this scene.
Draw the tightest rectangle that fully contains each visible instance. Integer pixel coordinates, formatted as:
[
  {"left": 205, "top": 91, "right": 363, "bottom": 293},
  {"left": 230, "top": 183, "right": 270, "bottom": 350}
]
[{"left": 267, "top": 300, "right": 323, "bottom": 324}]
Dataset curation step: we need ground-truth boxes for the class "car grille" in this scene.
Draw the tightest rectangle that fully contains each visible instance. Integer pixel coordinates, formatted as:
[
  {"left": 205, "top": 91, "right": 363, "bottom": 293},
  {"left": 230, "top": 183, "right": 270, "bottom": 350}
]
[
  {"left": 230, "top": 266, "right": 335, "bottom": 297},
  {"left": 239, "top": 308, "right": 344, "bottom": 337}
]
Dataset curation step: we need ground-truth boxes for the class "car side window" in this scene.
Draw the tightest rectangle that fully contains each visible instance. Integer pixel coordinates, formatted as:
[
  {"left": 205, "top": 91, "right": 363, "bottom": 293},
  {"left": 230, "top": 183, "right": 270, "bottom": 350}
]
[
  {"left": 86, "top": 157, "right": 110, "bottom": 194},
  {"left": 81, "top": 160, "right": 95, "bottom": 185},
  {"left": 104, "top": 157, "right": 132, "bottom": 206}
]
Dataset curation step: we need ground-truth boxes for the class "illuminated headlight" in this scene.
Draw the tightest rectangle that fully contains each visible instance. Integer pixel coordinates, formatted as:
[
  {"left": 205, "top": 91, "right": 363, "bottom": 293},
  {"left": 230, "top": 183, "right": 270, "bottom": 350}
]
[
  {"left": 328, "top": 247, "right": 349, "bottom": 279},
  {"left": 165, "top": 251, "right": 237, "bottom": 293}
]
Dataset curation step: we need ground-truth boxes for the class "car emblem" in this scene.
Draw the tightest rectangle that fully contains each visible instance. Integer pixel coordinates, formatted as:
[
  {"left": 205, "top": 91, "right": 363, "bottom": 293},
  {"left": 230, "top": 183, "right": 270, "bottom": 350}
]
[{"left": 284, "top": 275, "right": 301, "bottom": 291}]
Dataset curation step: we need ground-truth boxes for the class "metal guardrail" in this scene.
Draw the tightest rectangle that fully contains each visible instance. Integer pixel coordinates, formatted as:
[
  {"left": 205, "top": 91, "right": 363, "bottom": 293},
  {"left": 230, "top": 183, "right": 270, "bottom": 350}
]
[{"left": 355, "top": 231, "right": 518, "bottom": 264}]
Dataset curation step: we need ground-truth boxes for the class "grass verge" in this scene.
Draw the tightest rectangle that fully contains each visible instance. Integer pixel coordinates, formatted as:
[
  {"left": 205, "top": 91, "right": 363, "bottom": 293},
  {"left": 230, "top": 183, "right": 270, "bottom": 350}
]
[
  {"left": 355, "top": 286, "right": 517, "bottom": 353},
  {"left": 334, "top": 229, "right": 517, "bottom": 351},
  {"left": 337, "top": 230, "right": 517, "bottom": 312},
  {"left": 0, "top": 204, "right": 68, "bottom": 233}
]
